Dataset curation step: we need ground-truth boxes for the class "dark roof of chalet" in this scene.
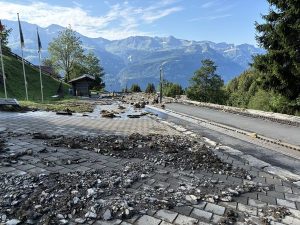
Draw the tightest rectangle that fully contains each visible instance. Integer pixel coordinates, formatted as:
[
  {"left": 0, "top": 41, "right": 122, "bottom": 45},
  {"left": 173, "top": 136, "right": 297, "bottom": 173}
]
[{"left": 68, "top": 74, "right": 95, "bottom": 83}]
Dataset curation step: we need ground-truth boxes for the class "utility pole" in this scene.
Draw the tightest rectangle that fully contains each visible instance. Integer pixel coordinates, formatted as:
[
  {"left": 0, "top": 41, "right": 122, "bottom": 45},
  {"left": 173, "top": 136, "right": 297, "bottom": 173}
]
[{"left": 160, "top": 66, "right": 163, "bottom": 103}]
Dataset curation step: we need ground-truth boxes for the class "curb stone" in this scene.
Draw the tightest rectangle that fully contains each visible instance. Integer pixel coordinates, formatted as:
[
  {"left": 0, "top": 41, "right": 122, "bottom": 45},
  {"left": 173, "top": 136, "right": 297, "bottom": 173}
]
[{"left": 146, "top": 105, "right": 300, "bottom": 184}]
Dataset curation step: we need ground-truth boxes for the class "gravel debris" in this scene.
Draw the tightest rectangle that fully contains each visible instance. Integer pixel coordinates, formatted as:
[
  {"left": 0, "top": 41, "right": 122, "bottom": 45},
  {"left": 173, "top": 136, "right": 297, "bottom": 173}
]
[
  {"left": 0, "top": 132, "right": 275, "bottom": 224},
  {"left": 45, "top": 133, "right": 250, "bottom": 177}
]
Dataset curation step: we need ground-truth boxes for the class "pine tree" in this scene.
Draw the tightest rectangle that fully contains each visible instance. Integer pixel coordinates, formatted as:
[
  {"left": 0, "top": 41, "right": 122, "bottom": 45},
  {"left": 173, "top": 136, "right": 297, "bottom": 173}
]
[
  {"left": 187, "top": 59, "right": 225, "bottom": 104},
  {"left": 145, "top": 83, "right": 156, "bottom": 93},
  {"left": 253, "top": 0, "right": 300, "bottom": 100}
]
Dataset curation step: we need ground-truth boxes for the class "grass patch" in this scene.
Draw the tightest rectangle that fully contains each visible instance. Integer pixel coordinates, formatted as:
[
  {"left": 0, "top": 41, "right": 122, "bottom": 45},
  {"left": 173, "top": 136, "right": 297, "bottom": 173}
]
[
  {"left": 19, "top": 99, "right": 95, "bottom": 113},
  {"left": 0, "top": 52, "right": 70, "bottom": 101}
]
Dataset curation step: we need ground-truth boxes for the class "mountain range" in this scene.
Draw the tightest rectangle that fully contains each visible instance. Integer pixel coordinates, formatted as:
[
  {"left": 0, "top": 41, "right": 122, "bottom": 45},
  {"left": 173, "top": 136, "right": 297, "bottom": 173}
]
[{"left": 4, "top": 20, "right": 265, "bottom": 91}]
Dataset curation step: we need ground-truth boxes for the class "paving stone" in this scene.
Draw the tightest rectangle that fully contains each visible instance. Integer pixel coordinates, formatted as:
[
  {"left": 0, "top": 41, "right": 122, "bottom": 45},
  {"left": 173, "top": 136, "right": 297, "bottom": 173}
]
[
  {"left": 266, "top": 178, "right": 282, "bottom": 185},
  {"left": 193, "top": 201, "right": 207, "bottom": 210},
  {"left": 173, "top": 206, "right": 193, "bottom": 216},
  {"left": 259, "top": 171, "right": 274, "bottom": 178},
  {"left": 253, "top": 176, "right": 266, "bottom": 183},
  {"left": 289, "top": 208, "right": 300, "bottom": 219},
  {"left": 15, "top": 164, "right": 36, "bottom": 171},
  {"left": 146, "top": 210, "right": 157, "bottom": 216},
  {"left": 120, "top": 222, "right": 132, "bottom": 225},
  {"left": 74, "top": 166, "right": 92, "bottom": 172},
  {"left": 155, "top": 209, "right": 178, "bottom": 223},
  {"left": 276, "top": 198, "right": 296, "bottom": 209},
  {"left": 160, "top": 221, "right": 173, "bottom": 225},
  {"left": 174, "top": 214, "right": 198, "bottom": 225},
  {"left": 197, "top": 222, "right": 212, "bottom": 225},
  {"left": 204, "top": 203, "right": 225, "bottom": 215},
  {"left": 211, "top": 214, "right": 223, "bottom": 224},
  {"left": 90, "top": 164, "right": 107, "bottom": 170},
  {"left": 275, "top": 185, "right": 292, "bottom": 193},
  {"left": 241, "top": 192, "right": 258, "bottom": 199},
  {"left": 190, "top": 208, "right": 212, "bottom": 220},
  {"left": 292, "top": 187, "right": 300, "bottom": 195},
  {"left": 0, "top": 167, "right": 16, "bottom": 173},
  {"left": 219, "top": 202, "right": 237, "bottom": 209},
  {"left": 94, "top": 219, "right": 122, "bottom": 225},
  {"left": 135, "top": 215, "right": 161, "bottom": 225},
  {"left": 296, "top": 202, "right": 300, "bottom": 210},
  {"left": 7, "top": 169, "right": 27, "bottom": 176},
  {"left": 257, "top": 194, "right": 277, "bottom": 205},
  {"left": 27, "top": 167, "right": 49, "bottom": 175},
  {"left": 125, "top": 215, "right": 140, "bottom": 223},
  {"left": 232, "top": 196, "right": 248, "bottom": 205},
  {"left": 285, "top": 193, "right": 300, "bottom": 203},
  {"left": 227, "top": 176, "right": 242, "bottom": 184},
  {"left": 267, "top": 191, "right": 285, "bottom": 199},
  {"left": 270, "top": 221, "right": 285, "bottom": 225},
  {"left": 237, "top": 203, "right": 257, "bottom": 216},
  {"left": 248, "top": 198, "right": 267, "bottom": 207},
  {"left": 281, "top": 216, "right": 300, "bottom": 225}
]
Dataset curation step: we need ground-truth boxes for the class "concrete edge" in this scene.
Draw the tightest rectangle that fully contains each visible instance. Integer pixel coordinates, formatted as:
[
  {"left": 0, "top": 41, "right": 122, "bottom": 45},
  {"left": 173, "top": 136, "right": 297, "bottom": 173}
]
[
  {"left": 146, "top": 105, "right": 300, "bottom": 184},
  {"left": 163, "top": 97, "right": 300, "bottom": 125}
]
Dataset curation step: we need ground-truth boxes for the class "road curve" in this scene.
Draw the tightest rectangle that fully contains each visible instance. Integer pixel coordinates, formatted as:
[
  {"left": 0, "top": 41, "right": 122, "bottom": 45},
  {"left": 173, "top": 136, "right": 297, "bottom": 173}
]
[{"left": 165, "top": 103, "right": 300, "bottom": 146}]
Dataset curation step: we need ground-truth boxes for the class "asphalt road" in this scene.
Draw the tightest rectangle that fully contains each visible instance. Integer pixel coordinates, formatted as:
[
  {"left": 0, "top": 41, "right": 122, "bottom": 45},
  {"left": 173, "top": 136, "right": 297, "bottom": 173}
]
[
  {"left": 155, "top": 110, "right": 300, "bottom": 176},
  {"left": 166, "top": 103, "right": 300, "bottom": 146}
]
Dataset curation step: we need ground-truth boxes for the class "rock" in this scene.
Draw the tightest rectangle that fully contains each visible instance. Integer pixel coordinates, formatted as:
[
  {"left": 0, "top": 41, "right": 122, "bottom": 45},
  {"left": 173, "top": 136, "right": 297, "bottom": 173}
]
[
  {"left": 73, "top": 196, "right": 79, "bottom": 204},
  {"left": 103, "top": 209, "right": 112, "bottom": 220},
  {"left": 87, "top": 188, "right": 96, "bottom": 198},
  {"left": 56, "top": 109, "right": 72, "bottom": 116},
  {"left": 26, "top": 149, "right": 33, "bottom": 155},
  {"left": 185, "top": 195, "right": 198, "bottom": 204},
  {"left": 6, "top": 219, "right": 21, "bottom": 225},
  {"left": 74, "top": 218, "right": 86, "bottom": 223},
  {"left": 101, "top": 110, "right": 116, "bottom": 118},
  {"left": 59, "top": 219, "right": 68, "bottom": 224},
  {"left": 57, "top": 214, "right": 65, "bottom": 219},
  {"left": 85, "top": 211, "right": 97, "bottom": 219}
]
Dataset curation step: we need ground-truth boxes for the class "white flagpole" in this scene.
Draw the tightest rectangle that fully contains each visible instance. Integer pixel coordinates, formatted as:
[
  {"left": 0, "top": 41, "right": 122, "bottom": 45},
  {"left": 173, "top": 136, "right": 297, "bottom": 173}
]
[
  {"left": 21, "top": 45, "right": 28, "bottom": 101},
  {"left": 18, "top": 13, "right": 28, "bottom": 101},
  {"left": 0, "top": 37, "right": 7, "bottom": 99},
  {"left": 38, "top": 48, "right": 43, "bottom": 103}
]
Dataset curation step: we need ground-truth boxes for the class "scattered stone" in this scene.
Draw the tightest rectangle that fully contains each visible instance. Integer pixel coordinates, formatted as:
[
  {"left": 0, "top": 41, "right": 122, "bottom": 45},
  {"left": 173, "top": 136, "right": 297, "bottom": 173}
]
[
  {"left": 103, "top": 209, "right": 112, "bottom": 220},
  {"left": 74, "top": 218, "right": 86, "bottom": 223},
  {"left": 101, "top": 110, "right": 117, "bottom": 118},
  {"left": 185, "top": 195, "right": 198, "bottom": 204},
  {"left": 56, "top": 108, "right": 73, "bottom": 115},
  {"left": 5, "top": 219, "right": 21, "bottom": 225}
]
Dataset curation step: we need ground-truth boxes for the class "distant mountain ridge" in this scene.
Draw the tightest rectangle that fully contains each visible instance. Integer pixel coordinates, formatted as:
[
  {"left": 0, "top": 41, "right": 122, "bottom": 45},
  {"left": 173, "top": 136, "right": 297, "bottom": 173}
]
[{"left": 4, "top": 19, "right": 265, "bottom": 91}]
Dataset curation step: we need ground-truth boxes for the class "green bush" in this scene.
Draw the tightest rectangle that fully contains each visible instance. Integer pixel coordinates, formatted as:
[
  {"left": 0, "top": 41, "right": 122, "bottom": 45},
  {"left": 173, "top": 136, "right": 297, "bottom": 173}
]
[
  {"left": 163, "top": 82, "right": 184, "bottom": 98},
  {"left": 130, "top": 84, "right": 141, "bottom": 92},
  {"left": 145, "top": 83, "right": 156, "bottom": 93}
]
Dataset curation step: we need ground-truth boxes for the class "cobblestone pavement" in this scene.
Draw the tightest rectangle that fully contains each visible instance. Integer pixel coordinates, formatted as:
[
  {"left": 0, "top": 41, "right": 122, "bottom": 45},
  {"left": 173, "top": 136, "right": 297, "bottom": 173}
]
[
  {"left": 1, "top": 111, "right": 300, "bottom": 225},
  {"left": 0, "top": 111, "right": 178, "bottom": 136}
]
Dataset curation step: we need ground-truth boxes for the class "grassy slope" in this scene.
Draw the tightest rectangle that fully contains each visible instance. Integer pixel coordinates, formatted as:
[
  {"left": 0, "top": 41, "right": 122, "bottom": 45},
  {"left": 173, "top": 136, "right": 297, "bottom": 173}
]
[{"left": 0, "top": 53, "right": 70, "bottom": 101}]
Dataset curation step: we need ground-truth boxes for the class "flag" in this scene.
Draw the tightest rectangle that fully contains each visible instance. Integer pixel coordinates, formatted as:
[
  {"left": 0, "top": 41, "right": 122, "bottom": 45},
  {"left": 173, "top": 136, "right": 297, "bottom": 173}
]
[
  {"left": 37, "top": 27, "right": 42, "bottom": 52},
  {"left": 17, "top": 13, "right": 24, "bottom": 48}
]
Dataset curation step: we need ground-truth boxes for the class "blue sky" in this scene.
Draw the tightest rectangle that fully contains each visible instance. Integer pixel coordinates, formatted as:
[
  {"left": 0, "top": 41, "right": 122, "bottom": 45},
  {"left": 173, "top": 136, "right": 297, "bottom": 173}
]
[{"left": 0, "top": 0, "right": 269, "bottom": 45}]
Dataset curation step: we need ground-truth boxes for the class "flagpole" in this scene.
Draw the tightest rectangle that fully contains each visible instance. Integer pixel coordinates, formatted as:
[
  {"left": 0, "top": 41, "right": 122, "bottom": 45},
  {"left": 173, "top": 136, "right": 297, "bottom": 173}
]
[
  {"left": 37, "top": 28, "right": 44, "bottom": 102},
  {"left": 21, "top": 48, "right": 28, "bottom": 101},
  {"left": 0, "top": 37, "right": 7, "bottom": 99},
  {"left": 18, "top": 13, "right": 28, "bottom": 101}
]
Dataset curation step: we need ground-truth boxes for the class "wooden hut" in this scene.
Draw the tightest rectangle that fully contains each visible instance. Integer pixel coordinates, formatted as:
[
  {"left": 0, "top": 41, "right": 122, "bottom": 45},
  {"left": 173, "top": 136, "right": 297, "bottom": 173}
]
[{"left": 69, "top": 74, "right": 95, "bottom": 96}]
